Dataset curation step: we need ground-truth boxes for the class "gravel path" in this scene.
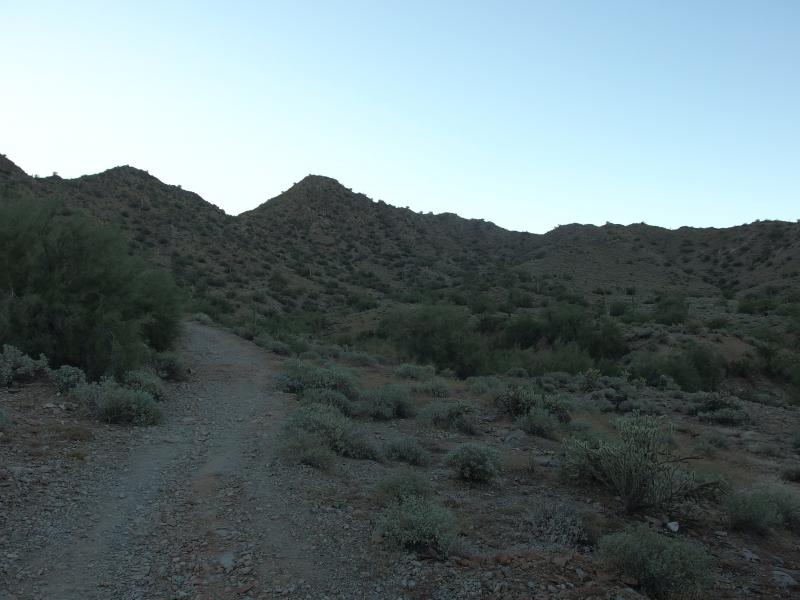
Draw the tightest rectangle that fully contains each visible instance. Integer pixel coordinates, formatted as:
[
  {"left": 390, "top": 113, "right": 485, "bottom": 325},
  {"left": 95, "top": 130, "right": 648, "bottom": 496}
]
[{"left": 1, "top": 323, "right": 388, "bottom": 600}]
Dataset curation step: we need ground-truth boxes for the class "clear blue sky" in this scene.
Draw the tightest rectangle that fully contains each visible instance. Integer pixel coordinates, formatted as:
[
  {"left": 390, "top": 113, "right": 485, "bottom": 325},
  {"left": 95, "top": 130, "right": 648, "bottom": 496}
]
[{"left": 1, "top": 1, "right": 798, "bottom": 233}]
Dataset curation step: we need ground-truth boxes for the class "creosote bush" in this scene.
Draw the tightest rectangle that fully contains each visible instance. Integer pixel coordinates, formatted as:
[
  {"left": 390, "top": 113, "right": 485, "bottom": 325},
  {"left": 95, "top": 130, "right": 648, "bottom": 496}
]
[
  {"left": 385, "top": 436, "right": 429, "bottom": 466},
  {"left": 123, "top": 369, "right": 166, "bottom": 401},
  {"left": 72, "top": 378, "right": 162, "bottom": 426},
  {"left": 725, "top": 488, "right": 800, "bottom": 534},
  {"left": 413, "top": 377, "right": 452, "bottom": 398},
  {"left": 0, "top": 406, "right": 11, "bottom": 432},
  {"left": 378, "top": 495, "right": 456, "bottom": 557},
  {"left": 516, "top": 407, "right": 560, "bottom": 439},
  {"left": 394, "top": 363, "right": 435, "bottom": 381},
  {"left": 299, "top": 388, "right": 355, "bottom": 416},
  {"left": 419, "top": 400, "right": 477, "bottom": 434},
  {"left": 563, "top": 413, "right": 710, "bottom": 513},
  {"left": 599, "top": 524, "right": 711, "bottom": 599},
  {"left": 446, "top": 443, "right": 501, "bottom": 482},
  {"left": 1, "top": 345, "right": 48, "bottom": 385},
  {"left": 356, "top": 384, "right": 415, "bottom": 420},
  {"left": 48, "top": 365, "right": 87, "bottom": 394},
  {"left": 376, "top": 469, "right": 433, "bottom": 503},
  {"left": 276, "top": 360, "right": 360, "bottom": 400},
  {"left": 279, "top": 430, "right": 335, "bottom": 470},
  {"left": 281, "top": 403, "right": 378, "bottom": 461}
]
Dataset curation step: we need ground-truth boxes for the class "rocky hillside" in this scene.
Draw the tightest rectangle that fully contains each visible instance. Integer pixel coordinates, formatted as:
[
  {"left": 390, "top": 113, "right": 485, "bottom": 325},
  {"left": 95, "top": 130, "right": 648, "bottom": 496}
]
[{"left": 1, "top": 153, "right": 798, "bottom": 326}]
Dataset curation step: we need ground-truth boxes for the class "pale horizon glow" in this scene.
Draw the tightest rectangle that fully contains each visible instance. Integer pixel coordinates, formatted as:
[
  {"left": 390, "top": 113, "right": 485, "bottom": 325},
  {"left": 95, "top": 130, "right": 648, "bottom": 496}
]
[{"left": 1, "top": 1, "right": 798, "bottom": 233}]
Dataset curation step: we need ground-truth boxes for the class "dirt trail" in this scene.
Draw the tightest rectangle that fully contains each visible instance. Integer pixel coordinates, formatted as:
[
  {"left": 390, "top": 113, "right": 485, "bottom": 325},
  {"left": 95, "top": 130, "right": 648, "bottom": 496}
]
[{"left": 2, "top": 323, "right": 383, "bottom": 600}]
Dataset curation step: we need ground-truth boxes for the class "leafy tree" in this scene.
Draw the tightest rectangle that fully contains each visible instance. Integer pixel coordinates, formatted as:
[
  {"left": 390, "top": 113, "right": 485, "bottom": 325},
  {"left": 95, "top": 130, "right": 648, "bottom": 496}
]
[{"left": 0, "top": 200, "right": 182, "bottom": 377}]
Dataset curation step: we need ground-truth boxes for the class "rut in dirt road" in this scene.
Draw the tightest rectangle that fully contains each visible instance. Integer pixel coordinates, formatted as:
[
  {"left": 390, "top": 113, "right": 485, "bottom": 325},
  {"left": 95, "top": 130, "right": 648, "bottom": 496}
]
[{"left": 3, "top": 323, "right": 386, "bottom": 600}]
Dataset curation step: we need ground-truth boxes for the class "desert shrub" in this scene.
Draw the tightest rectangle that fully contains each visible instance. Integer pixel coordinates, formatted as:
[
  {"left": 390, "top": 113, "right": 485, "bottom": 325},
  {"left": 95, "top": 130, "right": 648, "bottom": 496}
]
[
  {"left": 419, "top": 400, "right": 477, "bottom": 434},
  {"left": 599, "top": 524, "right": 711, "bottom": 599},
  {"left": 446, "top": 443, "right": 501, "bottom": 482},
  {"left": 380, "top": 304, "right": 485, "bottom": 377},
  {"left": 0, "top": 201, "right": 181, "bottom": 378},
  {"left": 652, "top": 294, "right": 689, "bottom": 325},
  {"left": 376, "top": 469, "right": 433, "bottom": 503},
  {"left": 413, "top": 377, "right": 452, "bottom": 398},
  {"left": 282, "top": 403, "right": 378, "bottom": 460},
  {"left": 725, "top": 491, "right": 781, "bottom": 534},
  {"left": 631, "top": 345, "right": 725, "bottom": 392},
  {"left": 48, "top": 365, "right": 87, "bottom": 394},
  {"left": 276, "top": 360, "right": 360, "bottom": 399},
  {"left": 516, "top": 407, "right": 560, "bottom": 439},
  {"left": 278, "top": 430, "right": 334, "bottom": 470},
  {"left": 356, "top": 384, "right": 414, "bottom": 420},
  {"left": 378, "top": 495, "right": 456, "bottom": 556},
  {"left": 151, "top": 351, "right": 187, "bottom": 381},
  {"left": 254, "top": 332, "right": 291, "bottom": 356},
  {"left": 528, "top": 499, "right": 587, "bottom": 549},
  {"left": 123, "top": 369, "right": 166, "bottom": 401},
  {"left": 691, "top": 394, "right": 749, "bottom": 426},
  {"left": 0, "top": 345, "right": 48, "bottom": 385},
  {"left": 466, "top": 376, "right": 503, "bottom": 395},
  {"left": 300, "top": 388, "right": 355, "bottom": 416},
  {"left": 563, "top": 414, "right": 709, "bottom": 513},
  {"left": 693, "top": 432, "right": 730, "bottom": 458},
  {"left": 385, "top": 437, "right": 429, "bottom": 466},
  {"left": 770, "top": 489, "right": 800, "bottom": 533},
  {"left": 794, "top": 432, "right": 800, "bottom": 452},
  {"left": 529, "top": 342, "right": 594, "bottom": 375},
  {"left": 394, "top": 363, "right": 435, "bottom": 380},
  {"left": 72, "top": 379, "right": 162, "bottom": 426},
  {"left": 342, "top": 350, "right": 378, "bottom": 366}
]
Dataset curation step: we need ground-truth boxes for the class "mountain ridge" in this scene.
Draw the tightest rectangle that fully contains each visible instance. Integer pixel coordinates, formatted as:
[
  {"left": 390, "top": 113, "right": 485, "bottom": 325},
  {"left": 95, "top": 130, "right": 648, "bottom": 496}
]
[{"left": 1, "top": 153, "right": 798, "bottom": 329}]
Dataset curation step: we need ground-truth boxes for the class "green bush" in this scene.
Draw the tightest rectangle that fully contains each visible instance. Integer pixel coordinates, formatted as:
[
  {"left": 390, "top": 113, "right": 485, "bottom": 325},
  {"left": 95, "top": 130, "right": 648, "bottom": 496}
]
[
  {"left": 466, "top": 376, "right": 503, "bottom": 395},
  {"left": 47, "top": 365, "right": 87, "bottom": 394},
  {"left": 725, "top": 491, "right": 780, "bottom": 534},
  {"left": 282, "top": 403, "right": 378, "bottom": 460},
  {"left": 783, "top": 466, "right": 800, "bottom": 483},
  {"left": 72, "top": 378, "right": 162, "bottom": 426},
  {"left": 652, "top": 294, "right": 689, "bottom": 325},
  {"left": 0, "top": 344, "right": 48, "bottom": 385},
  {"left": 278, "top": 430, "right": 335, "bottom": 470},
  {"left": 0, "top": 201, "right": 181, "bottom": 378},
  {"left": 376, "top": 469, "right": 433, "bottom": 503},
  {"left": 385, "top": 437, "right": 429, "bottom": 466},
  {"left": 123, "top": 369, "right": 166, "bottom": 401},
  {"left": 599, "top": 524, "right": 711, "bottom": 599},
  {"left": 356, "top": 384, "right": 414, "bottom": 420},
  {"left": 276, "top": 360, "right": 360, "bottom": 399},
  {"left": 563, "top": 414, "right": 709, "bottom": 513},
  {"left": 378, "top": 495, "right": 456, "bottom": 556},
  {"left": 726, "top": 489, "right": 800, "bottom": 534},
  {"left": 413, "top": 377, "right": 452, "bottom": 398},
  {"left": 380, "top": 305, "right": 485, "bottom": 377},
  {"left": 446, "top": 443, "right": 501, "bottom": 482},
  {"left": 394, "top": 363, "right": 435, "bottom": 380},
  {"left": 419, "top": 400, "right": 477, "bottom": 434},
  {"left": 631, "top": 344, "right": 726, "bottom": 392},
  {"left": 516, "top": 407, "right": 560, "bottom": 439},
  {"left": 299, "top": 388, "right": 355, "bottom": 416}
]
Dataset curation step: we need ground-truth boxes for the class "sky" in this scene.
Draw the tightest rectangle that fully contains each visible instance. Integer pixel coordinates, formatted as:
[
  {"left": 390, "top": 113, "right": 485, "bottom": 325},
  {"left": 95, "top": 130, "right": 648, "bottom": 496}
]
[{"left": 1, "top": 1, "right": 798, "bottom": 233}]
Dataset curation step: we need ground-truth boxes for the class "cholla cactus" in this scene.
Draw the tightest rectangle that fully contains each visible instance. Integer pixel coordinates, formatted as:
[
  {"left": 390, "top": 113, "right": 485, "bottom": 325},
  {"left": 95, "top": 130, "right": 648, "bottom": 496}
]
[{"left": 563, "top": 413, "right": 711, "bottom": 513}]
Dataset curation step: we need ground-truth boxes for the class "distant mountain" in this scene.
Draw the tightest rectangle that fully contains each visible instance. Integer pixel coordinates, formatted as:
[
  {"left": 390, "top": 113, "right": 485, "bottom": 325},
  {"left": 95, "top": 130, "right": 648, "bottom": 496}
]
[{"left": 2, "top": 153, "right": 798, "bottom": 329}]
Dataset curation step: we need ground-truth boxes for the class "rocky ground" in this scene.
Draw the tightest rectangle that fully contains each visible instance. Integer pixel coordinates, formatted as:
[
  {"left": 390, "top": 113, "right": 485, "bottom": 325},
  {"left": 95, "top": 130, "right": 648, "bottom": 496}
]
[{"left": 2, "top": 323, "right": 799, "bottom": 599}]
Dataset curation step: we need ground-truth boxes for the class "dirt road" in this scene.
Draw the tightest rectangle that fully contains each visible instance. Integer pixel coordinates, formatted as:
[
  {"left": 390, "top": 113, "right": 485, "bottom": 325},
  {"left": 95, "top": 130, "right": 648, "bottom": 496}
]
[{"left": 2, "top": 323, "right": 388, "bottom": 600}]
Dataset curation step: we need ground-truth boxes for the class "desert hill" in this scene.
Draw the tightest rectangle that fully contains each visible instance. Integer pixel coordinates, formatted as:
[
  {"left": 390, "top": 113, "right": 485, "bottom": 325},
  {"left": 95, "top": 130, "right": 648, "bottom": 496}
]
[{"left": 1, "top": 153, "right": 798, "bottom": 332}]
